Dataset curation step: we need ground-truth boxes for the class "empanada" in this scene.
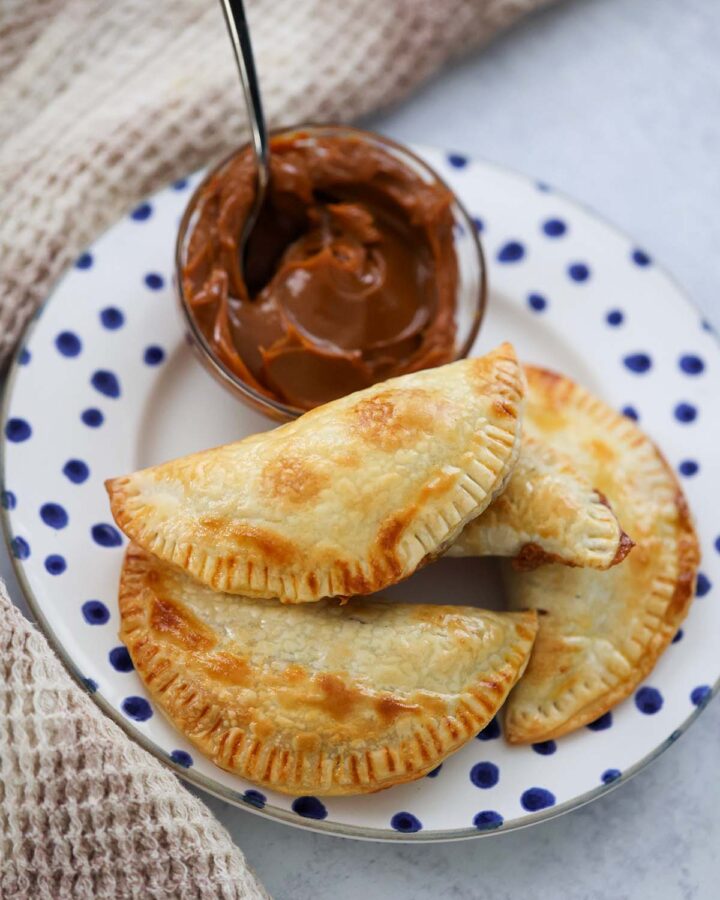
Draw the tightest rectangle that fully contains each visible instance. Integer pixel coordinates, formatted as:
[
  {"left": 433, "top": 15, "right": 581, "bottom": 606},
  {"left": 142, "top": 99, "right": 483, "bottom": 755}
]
[
  {"left": 119, "top": 544, "right": 538, "bottom": 796},
  {"left": 447, "top": 436, "right": 632, "bottom": 569},
  {"left": 503, "top": 367, "right": 700, "bottom": 743},
  {"left": 107, "top": 344, "right": 525, "bottom": 603}
]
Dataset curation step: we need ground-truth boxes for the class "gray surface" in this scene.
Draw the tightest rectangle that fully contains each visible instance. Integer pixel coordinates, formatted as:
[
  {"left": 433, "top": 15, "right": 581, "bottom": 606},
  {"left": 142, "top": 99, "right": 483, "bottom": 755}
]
[{"left": 3, "top": 0, "right": 720, "bottom": 897}]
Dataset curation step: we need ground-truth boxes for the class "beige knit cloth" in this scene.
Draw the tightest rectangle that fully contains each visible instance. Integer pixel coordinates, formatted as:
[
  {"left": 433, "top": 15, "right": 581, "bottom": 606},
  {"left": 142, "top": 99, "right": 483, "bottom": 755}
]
[
  {"left": 0, "top": 583, "right": 270, "bottom": 899},
  {"left": 0, "top": 1, "right": 554, "bottom": 897}
]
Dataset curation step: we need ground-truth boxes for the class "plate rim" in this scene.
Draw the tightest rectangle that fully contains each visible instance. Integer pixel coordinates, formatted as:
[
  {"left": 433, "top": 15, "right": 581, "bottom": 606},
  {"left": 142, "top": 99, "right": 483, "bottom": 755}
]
[{"left": 2, "top": 147, "right": 718, "bottom": 843}]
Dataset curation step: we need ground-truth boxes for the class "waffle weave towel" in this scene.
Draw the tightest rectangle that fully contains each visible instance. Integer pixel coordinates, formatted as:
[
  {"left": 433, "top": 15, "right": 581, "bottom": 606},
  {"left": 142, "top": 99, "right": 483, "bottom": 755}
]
[{"left": 0, "top": 581, "right": 270, "bottom": 898}]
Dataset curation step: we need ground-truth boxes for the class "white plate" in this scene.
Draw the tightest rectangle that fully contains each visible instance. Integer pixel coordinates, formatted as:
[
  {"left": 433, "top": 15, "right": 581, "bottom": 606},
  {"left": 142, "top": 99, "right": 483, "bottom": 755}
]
[{"left": 2, "top": 149, "right": 718, "bottom": 841}]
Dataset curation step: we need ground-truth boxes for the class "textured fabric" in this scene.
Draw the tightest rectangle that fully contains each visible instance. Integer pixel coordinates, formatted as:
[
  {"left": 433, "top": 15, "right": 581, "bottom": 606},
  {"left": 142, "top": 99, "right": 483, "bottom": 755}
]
[
  {"left": 0, "top": 0, "right": 555, "bottom": 367},
  {"left": 0, "top": 582, "right": 270, "bottom": 899}
]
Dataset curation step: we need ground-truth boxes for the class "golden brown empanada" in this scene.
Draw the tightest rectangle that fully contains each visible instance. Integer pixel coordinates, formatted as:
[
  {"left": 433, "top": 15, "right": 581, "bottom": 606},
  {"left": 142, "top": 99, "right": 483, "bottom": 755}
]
[
  {"left": 119, "top": 544, "right": 538, "bottom": 796},
  {"left": 447, "top": 436, "right": 632, "bottom": 569},
  {"left": 503, "top": 367, "right": 700, "bottom": 743},
  {"left": 107, "top": 344, "right": 525, "bottom": 603}
]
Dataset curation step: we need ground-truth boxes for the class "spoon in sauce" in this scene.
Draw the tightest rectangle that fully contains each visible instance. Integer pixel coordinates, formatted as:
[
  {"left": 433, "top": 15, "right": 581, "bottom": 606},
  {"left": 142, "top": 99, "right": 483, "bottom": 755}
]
[
  {"left": 178, "top": 7, "right": 486, "bottom": 420},
  {"left": 218, "top": 0, "right": 270, "bottom": 285}
]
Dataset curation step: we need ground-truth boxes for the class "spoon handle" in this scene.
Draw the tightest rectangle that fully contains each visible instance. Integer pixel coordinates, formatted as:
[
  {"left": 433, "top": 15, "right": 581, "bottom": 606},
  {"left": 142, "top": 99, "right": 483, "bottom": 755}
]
[{"left": 219, "top": 0, "right": 270, "bottom": 197}]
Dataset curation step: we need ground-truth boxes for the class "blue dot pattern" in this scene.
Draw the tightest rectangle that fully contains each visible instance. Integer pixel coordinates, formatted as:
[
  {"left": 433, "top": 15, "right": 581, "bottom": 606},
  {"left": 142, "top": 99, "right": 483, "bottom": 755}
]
[
  {"left": 55, "top": 331, "right": 82, "bottom": 357},
  {"left": 81, "top": 408, "right": 104, "bottom": 427},
  {"left": 691, "top": 685, "right": 711, "bottom": 707},
  {"left": 44, "top": 554, "right": 66, "bottom": 575},
  {"left": 11, "top": 536, "right": 30, "bottom": 560},
  {"left": 470, "top": 761, "right": 499, "bottom": 789},
  {"left": 1, "top": 489, "right": 16, "bottom": 510},
  {"left": 635, "top": 686, "right": 663, "bottom": 714},
  {"left": 568, "top": 262, "right": 590, "bottom": 282},
  {"left": 91, "top": 523, "right": 123, "bottom": 547},
  {"left": 521, "top": 787, "right": 556, "bottom": 812},
  {"left": 144, "top": 345, "right": 165, "bottom": 365},
  {"left": 532, "top": 740, "right": 557, "bottom": 756},
  {"left": 63, "top": 459, "right": 90, "bottom": 483},
  {"left": 173, "top": 178, "right": 189, "bottom": 190},
  {"left": 473, "top": 216, "right": 484, "bottom": 232},
  {"left": 632, "top": 248, "right": 651, "bottom": 266},
  {"left": 426, "top": 764, "right": 443, "bottom": 778},
  {"left": 447, "top": 153, "right": 468, "bottom": 169},
  {"left": 679, "top": 354, "right": 704, "bottom": 375},
  {"left": 497, "top": 241, "right": 525, "bottom": 263},
  {"left": 82, "top": 600, "right": 110, "bottom": 625},
  {"left": 170, "top": 749, "right": 194, "bottom": 768},
  {"left": 91, "top": 370, "right": 121, "bottom": 398},
  {"left": 292, "top": 796, "right": 327, "bottom": 819},
  {"left": 131, "top": 202, "right": 152, "bottom": 221},
  {"left": 606, "top": 310, "right": 624, "bottom": 326},
  {"left": 477, "top": 717, "right": 501, "bottom": 741},
  {"left": 542, "top": 218, "right": 567, "bottom": 237},
  {"left": 672, "top": 629, "right": 683, "bottom": 644},
  {"left": 40, "top": 502, "right": 68, "bottom": 529},
  {"left": 75, "top": 251, "right": 93, "bottom": 269},
  {"left": 145, "top": 273, "right": 164, "bottom": 290},
  {"left": 679, "top": 460, "right": 699, "bottom": 477},
  {"left": 19, "top": 348, "right": 31, "bottom": 365},
  {"left": 622, "top": 405, "right": 639, "bottom": 421},
  {"left": 587, "top": 712, "right": 613, "bottom": 731},
  {"left": 528, "top": 293, "right": 547, "bottom": 312},
  {"left": 243, "top": 789, "right": 266, "bottom": 808},
  {"left": 391, "top": 812, "right": 422, "bottom": 833},
  {"left": 473, "top": 810, "right": 503, "bottom": 830},
  {"left": 674, "top": 402, "right": 697, "bottom": 423},
  {"left": 696, "top": 573, "right": 711, "bottom": 597},
  {"left": 100, "top": 307, "right": 125, "bottom": 329},
  {"left": 716, "top": 536, "right": 720, "bottom": 554},
  {"left": 82, "top": 678, "right": 98, "bottom": 693},
  {"left": 624, "top": 353, "right": 652, "bottom": 374},
  {"left": 109, "top": 646, "right": 134, "bottom": 672},
  {"left": 122, "top": 696, "right": 153, "bottom": 722},
  {"left": 5, "top": 418, "right": 32, "bottom": 442},
  {"left": 601, "top": 769, "right": 621, "bottom": 784}
]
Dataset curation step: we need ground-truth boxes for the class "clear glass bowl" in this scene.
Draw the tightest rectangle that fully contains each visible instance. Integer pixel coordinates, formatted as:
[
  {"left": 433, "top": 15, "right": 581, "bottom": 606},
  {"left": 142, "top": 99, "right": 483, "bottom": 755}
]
[{"left": 175, "top": 124, "right": 486, "bottom": 422}]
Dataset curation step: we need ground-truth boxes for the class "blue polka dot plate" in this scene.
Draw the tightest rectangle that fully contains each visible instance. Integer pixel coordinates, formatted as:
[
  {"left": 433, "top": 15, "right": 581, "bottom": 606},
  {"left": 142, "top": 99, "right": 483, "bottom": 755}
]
[{"left": 2, "top": 149, "right": 718, "bottom": 841}]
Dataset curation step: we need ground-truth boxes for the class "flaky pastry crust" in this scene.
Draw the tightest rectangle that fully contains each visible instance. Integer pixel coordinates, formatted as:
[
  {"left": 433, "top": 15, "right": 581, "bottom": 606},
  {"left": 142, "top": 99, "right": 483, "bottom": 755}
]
[
  {"left": 503, "top": 367, "right": 700, "bottom": 743},
  {"left": 448, "top": 436, "right": 631, "bottom": 569},
  {"left": 107, "top": 344, "right": 525, "bottom": 603},
  {"left": 119, "top": 544, "right": 537, "bottom": 795}
]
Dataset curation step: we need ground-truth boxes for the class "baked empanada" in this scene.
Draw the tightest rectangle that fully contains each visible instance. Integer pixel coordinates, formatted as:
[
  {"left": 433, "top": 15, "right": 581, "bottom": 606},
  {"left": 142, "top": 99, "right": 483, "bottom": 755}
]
[
  {"left": 503, "top": 367, "right": 700, "bottom": 743},
  {"left": 107, "top": 344, "right": 525, "bottom": 603},
  {"left": 447, "top": 436, "right": 632, "bottom": 569},
  {"left": 119, "top": 544, "right": 538, "bottom": 796}
]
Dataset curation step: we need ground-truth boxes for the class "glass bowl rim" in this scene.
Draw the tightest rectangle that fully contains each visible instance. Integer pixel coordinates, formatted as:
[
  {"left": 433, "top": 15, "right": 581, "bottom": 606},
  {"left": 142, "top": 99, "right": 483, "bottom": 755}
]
[{"left": 175, "top": 123, "right": 487, "bottom": 421}]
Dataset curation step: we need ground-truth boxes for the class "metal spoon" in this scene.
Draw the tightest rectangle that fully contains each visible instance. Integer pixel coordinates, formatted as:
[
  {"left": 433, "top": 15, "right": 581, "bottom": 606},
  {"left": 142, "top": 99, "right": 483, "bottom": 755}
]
[{"left": 219, "top": 0, "right": 270, "bottom": 286}]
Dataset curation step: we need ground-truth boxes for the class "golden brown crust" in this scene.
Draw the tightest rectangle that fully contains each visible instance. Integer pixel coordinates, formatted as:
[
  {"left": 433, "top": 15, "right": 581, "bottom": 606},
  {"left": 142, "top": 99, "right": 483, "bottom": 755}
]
[
  {"left": 448, "top": 436, "right": 630, "bottom": 570},
  {"left": 119, "top": 544, "right": 537, "bottom": 795},
  {"left": 107, "top": 345, "right": 525, "bottom": 603},
  {"left": 503, "top": 366, "right": 700, "bottom": 744}
]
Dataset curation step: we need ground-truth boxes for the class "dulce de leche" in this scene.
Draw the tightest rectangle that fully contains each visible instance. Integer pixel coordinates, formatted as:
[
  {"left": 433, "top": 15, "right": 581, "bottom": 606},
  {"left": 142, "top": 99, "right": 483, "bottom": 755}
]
[{"left": 180, "top": 131, "right": 459, "bottom": 409}]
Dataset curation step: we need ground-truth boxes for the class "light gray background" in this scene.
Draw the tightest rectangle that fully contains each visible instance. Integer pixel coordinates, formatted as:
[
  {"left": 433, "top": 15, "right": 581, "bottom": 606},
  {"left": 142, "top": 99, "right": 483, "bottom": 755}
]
[{"left": 3, "top": 0, "right": 719, "bottom": 897}]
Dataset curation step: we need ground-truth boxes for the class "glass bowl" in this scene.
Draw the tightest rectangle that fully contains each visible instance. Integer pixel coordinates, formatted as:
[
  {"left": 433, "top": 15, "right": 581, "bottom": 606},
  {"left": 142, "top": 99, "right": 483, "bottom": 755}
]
[{"left": 175, "top": 124, "right": 487, "bottom": 422}]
